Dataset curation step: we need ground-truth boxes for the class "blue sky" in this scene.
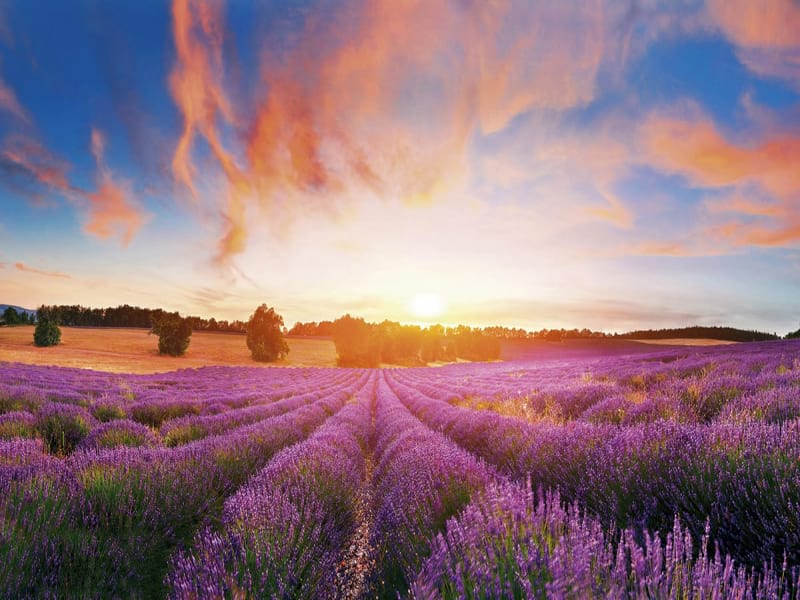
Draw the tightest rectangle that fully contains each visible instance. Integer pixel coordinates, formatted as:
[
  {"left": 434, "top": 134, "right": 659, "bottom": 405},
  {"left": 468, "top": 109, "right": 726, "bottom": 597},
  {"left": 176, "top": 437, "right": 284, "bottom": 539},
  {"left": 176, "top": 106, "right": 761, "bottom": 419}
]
[{"left": 1, "top": 0, "right": 799, "bottom": 333}]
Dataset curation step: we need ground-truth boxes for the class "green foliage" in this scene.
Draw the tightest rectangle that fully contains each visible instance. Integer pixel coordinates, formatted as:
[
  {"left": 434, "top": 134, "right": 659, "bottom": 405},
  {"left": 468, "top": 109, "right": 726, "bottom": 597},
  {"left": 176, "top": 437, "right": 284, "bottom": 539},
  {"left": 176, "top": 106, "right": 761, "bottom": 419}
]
[
  {"left": 163, "top": 424, "right": 207, "bottom": 447},
  {"left": 150, "top": 313, "right": 192, "bottom": 356},
  {"left": 91, "top": 403, "right": 126, "bottom": 422},
  {"left": 246, "top": 304, "right": 289, "bottom": 362},
  {"left": 2, "top": 306, "right": 20, "bottom": 325},
  {"left": 37, "top": 412, "right": 92, "bottom": 455},
  {"left": 33, "top": 319, "right": 61, "bottom": 347},
  {"left": 786, "top": 326, "right": 800, "bottom": 339}
]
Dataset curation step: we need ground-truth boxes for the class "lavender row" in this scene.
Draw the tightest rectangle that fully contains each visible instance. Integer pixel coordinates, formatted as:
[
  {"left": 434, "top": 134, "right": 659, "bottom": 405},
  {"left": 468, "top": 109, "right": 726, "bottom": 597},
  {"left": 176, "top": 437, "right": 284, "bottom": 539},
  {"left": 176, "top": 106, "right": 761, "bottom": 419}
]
[
  {"left": 0, "top": 361, "right": 347, "bottom": 421},
  {"left": 0, "top": 365, "right": 362, "bottom": 454},
  {"left": 387, "top": 370, "right": 800, "bottom": 570},
  {"left": 411, "top": 482, "right": 799, "bottom": 599},
  {"left": 167, "top": 371, "right": 377, "bottom": 598},
  {"left": 398, "top": 342, "right": 800, "bottom": 426},
  {"left": 368, "top": 372, "right": 498, "bottom": 597},
  {"left": 0, "top": 373, "right": 366, "bottom": 598},
  {"left": 158, "top": 371, "right": 361, "bottom": 446}
]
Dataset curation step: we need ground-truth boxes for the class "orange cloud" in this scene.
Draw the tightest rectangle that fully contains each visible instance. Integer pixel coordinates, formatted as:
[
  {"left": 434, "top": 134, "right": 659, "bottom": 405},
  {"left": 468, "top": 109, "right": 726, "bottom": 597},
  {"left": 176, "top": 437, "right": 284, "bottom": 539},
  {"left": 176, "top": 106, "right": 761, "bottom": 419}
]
[
  {"left": 708, "top": 0, "right": 800, "bottom": 48},
  {"left": 169, "top": 0, "right": 620, "bottom": 263},
  {"left": 169, "top": 0, "right": 251, "bottom": 262},
  {"left": 85, "top": 128, "right": 147, "bottom": 245},
  {"left": 708, "top": 0, "right": 800, "bottom": 88},
  {"left": 15, "top": 262, "right": 70, "bottom": 279},
  {"left": 1, "top": 131, "right": 147, "bottom": 245},
  {"left": 642, "top": 114, "right": 800, "bottom": 198},
  {"left": 642, "top": 110, "right": 800, "bottom": 247},
  {"left": 1, "top": 134, "right": 72, "bottom": 193}
]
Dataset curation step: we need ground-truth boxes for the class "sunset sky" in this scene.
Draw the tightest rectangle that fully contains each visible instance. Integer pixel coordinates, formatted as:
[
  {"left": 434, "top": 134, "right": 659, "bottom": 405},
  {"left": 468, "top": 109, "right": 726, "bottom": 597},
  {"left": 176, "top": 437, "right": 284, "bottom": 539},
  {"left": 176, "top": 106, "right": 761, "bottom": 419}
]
[{"left": 1, "top": 0, "right": 799, "bottom": 333}]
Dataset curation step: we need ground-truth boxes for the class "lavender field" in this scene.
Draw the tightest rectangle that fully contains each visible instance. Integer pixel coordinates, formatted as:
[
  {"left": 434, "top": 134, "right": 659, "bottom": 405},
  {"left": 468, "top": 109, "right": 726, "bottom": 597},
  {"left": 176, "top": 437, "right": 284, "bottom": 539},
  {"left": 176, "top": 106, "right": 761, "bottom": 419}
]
[{"left": 2, "top": 340, "right": 800, "bottom": 599}]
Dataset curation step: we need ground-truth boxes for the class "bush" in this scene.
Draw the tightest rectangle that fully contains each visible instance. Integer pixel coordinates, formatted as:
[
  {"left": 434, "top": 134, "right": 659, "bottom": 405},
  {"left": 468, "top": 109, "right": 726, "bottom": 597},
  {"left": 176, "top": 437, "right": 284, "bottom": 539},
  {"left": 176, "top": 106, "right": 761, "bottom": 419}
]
[
  {"left": 36, "top": 403, "right": 96, "bottom": 454},
  {"left": 150, "top": 313, "right": 192, "bottom": 356},
  {"left": 33, "top": 320, "right": 61, "bottom": 347},
  {"left": 246, "top": 304, "right": 289, "bottom": 362},
  {"left": 0, "top": 411, "right": 38, "bottom": 439},
  {"left": 78, "top": 419, "right": 159, "bottom": 450},
  {"left": 91, "top": 402, "right": 127, "bottom": 422}
]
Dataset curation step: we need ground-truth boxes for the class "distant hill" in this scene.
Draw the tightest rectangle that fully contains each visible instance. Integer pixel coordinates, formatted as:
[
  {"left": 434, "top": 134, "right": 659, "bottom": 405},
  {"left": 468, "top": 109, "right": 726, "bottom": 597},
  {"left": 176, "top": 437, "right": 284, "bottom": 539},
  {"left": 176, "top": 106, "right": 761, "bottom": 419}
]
[
  {"left": 0, "top": 304, "right": 36, "bottom": 319},
  {"left": 618, "top": 326, "right": 779, "bottom": 343}
]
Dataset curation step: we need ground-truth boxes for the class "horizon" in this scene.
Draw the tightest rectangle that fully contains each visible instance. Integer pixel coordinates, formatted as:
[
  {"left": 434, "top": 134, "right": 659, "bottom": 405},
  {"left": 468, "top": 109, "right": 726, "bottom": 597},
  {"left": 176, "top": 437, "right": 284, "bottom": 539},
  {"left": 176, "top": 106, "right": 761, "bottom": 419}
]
[
  {"left": 1, "top": 1, "right": 799, "bottom": 333},
  {"left": 1, "top": 301, "right": 788, "bottom": 338}
]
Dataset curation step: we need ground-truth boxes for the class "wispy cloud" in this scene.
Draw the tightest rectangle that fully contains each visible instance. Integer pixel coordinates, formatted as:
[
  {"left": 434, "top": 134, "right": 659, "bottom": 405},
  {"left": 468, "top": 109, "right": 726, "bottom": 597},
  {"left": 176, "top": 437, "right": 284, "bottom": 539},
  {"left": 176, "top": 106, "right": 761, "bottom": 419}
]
[
  {"left": 15, "top": 262, "right": 71, "bottom": 279},
  {"left": 85, "top": 128, "right": 148, "bottom": 245},
  {"left": 639, "top": 105, "right": 800, "bottom": 247},
  {"left": 167, "top": 0, "right": 640, "bottom": 263},
  {"left": 708, "top": 0, "right": 800, "bottom": 90}
]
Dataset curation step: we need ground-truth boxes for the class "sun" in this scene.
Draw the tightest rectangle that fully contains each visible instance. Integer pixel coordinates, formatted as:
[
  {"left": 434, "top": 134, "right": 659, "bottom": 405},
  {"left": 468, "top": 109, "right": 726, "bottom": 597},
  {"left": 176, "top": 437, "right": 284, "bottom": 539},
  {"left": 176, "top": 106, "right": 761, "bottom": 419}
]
[{"left": 409, "top": 293, "right": 446, "bottom": 320}]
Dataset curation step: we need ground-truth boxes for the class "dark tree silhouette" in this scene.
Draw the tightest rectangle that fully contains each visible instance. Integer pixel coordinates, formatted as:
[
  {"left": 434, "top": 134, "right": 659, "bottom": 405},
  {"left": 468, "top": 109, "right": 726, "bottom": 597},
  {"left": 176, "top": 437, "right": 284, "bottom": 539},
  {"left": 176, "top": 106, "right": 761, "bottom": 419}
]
[
  {"left": 150, "top": 313, "right": 192, "bottom": 356},
  {"left": 246, "top": 304, "right": 289, "bottom": 362},
  {"left": 2, "top": 307, "right": 20, "bottom": 325},
  {"left": 34, "top": 319, "right": 61, "bottom": 347}
]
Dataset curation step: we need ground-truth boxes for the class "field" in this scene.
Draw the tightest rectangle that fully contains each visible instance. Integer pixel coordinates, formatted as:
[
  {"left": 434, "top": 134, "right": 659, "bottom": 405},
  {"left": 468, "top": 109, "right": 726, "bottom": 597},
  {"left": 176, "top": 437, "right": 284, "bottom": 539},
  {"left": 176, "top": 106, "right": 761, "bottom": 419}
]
[
  {"left": 0, "top": 326, "right": 337, "bottom": 372},
  {"left": 2, "top": 340, "right": 800, "bottom": 598}
]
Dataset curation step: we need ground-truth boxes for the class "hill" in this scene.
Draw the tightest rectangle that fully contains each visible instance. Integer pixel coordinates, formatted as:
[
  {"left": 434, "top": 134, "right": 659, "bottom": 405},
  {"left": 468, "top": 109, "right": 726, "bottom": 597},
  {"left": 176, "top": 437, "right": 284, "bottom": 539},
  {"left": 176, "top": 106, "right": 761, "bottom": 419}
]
[
  {"left": 618, "top": 325, "right": 779, "bottom": 343},
  {"left": 0, "top": 304, "right": 36, "bottom": 319}
]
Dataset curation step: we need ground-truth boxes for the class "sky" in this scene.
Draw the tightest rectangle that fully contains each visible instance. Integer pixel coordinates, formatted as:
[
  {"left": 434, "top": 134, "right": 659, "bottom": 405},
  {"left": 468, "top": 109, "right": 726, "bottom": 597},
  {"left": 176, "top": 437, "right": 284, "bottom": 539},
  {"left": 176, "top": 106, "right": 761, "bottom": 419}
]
[{"left": 0, "top": 0, "right": 799, "bottom": 333}]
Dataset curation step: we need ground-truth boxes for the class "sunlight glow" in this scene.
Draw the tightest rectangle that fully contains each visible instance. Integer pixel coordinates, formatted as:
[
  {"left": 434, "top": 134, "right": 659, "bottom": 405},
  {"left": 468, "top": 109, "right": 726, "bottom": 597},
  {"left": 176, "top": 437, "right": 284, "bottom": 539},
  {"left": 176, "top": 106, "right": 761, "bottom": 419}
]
[{"left": 409, "top": 293, "right": 446, "bottom": 320}]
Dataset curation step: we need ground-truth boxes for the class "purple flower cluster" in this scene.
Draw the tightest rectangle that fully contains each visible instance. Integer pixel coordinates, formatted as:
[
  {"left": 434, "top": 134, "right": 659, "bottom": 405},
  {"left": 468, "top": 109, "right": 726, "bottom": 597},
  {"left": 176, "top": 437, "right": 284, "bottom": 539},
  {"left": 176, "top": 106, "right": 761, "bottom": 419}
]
[
  {"left": 412, "top": 482, "right": 799, "bottom": 599},
  {"left": 167, "top": 371, "right": 377, "bottom": 598},
  {"left": 368, "top": 373, "right": 498, "bottom": 597}
]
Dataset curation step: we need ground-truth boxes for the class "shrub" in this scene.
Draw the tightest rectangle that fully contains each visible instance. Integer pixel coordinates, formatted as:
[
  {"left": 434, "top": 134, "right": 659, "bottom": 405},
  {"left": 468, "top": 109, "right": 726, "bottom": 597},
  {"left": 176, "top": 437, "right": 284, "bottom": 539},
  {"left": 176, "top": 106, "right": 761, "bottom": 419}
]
[
  {"left": 91, "top": 402, "right": 127, "bottom": 422},
  {"left": 0, "top": 411, "right": 38, "bottom": 439},
  {"left": 78, "top": 419, "right": 159, "bottom": 450},
  {"left": 246, "top": 304, "right": 289, "bottom": 362},
  {"left": 36, "top": 403, "right": 96, "bottom": 454},
  {"left": 150, "top": 313, "right": 192, "bottom": 356},
  {"left": 33, "top": 320, "right": 61, "bottom": 347},
  {"left": 162, "top": 423, "right": 207, "bottom": 447}
]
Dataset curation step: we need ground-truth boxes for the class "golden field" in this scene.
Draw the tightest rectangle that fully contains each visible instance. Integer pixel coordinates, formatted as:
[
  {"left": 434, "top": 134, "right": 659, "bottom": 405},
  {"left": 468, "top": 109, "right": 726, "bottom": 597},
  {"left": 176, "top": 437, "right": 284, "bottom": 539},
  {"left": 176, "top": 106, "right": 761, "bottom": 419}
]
[{"left": 0, "top": 326, "right": 337, "bottom": 373}]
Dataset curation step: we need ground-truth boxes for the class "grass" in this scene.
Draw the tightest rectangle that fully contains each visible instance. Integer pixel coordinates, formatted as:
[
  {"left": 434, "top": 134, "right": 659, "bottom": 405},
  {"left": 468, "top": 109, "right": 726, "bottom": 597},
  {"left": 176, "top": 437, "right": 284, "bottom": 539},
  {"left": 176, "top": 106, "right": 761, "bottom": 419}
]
[{"left": 0, "top": 326, "right": 337, "bottom": 373}]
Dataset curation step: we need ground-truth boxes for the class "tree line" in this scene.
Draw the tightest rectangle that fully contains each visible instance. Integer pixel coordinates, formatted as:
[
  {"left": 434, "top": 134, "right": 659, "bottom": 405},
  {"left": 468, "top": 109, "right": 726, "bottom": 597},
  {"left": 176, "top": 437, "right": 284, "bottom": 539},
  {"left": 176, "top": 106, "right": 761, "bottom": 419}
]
[
  {"left": 30, "top": 303, "right": 289, "bottom": 362},
  {"left": 615, "top": 326, "right": 780, "bottom": 343},
  {"left": 330, "top": 315, "right": 501, "bottom": 367},
  {"left": 1, "top": 307, "right": 35, "bottom": 326},
  {"left": 34, "top": 304, "right": 247, "bottom": 333}
]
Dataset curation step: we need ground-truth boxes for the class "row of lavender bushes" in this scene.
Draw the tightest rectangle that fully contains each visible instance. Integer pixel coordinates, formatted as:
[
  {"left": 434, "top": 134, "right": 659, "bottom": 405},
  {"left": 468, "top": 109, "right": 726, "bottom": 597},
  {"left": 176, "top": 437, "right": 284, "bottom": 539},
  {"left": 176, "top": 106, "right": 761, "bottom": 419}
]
[{"left": 0, "top": 369, "right": 369, "bottom": 597}]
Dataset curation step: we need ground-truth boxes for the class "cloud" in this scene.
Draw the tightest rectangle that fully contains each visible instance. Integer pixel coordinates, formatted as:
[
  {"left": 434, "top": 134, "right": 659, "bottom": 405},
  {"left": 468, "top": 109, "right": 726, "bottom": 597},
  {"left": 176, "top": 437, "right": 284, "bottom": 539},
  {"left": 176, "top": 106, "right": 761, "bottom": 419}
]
[
  {"left": 0, "top": 134, "right": 73, "bottom": 199},
  {"left": 1, "top": 130, "right": 147, "bottom": 245},
  {"left": 85, "top": 128, "right": 148, "bottom": 245},
  {"left": 0, "top": 12, "right": 28, "bottom": 123},
  {"left": 640, "top": 107, "right": 800, "bottom": 247},
  {"left": 0, "top": 76, "right": 29, "bottom": 123},
  {"left": 168, "top": 0, "right": 632, "bottom": 263},
  {"left": 168, "top": 0, "right": 251, "bottom": 262},
  {"left": 15, "top": 262, "right": 71, "bottom": 279},
  {"left": 707, "top": 0, "right": 800, "bottom": 89}
]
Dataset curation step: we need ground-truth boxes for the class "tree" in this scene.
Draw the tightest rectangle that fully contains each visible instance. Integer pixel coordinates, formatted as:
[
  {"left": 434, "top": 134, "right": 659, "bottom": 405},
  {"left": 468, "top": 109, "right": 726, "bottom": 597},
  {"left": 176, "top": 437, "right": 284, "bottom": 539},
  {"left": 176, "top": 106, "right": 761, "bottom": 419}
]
[
  {"left": 2, "top": 307, "right": 20, "bottom": 325},
  {"left": 150, "top": 313, "right": 192, "bottom": 356},
  {"left": 34, "top": 319, "right": 61, "bottom": 346},
  {"left": 333, "top": 314, "right": 382, "bottom": 367},
  {"left": 246, "top": 304, "right": 289, "bottom": 362}
]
